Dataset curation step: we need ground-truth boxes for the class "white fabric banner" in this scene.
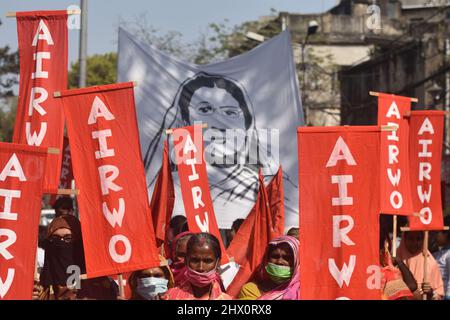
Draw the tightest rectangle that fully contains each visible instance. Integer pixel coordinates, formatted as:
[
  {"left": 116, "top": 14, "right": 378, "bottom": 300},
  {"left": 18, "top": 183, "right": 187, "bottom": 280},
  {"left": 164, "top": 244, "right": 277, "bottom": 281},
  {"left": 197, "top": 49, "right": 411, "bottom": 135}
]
[{"left": 118, "top": 28, "right": 304, "bottom": 228}]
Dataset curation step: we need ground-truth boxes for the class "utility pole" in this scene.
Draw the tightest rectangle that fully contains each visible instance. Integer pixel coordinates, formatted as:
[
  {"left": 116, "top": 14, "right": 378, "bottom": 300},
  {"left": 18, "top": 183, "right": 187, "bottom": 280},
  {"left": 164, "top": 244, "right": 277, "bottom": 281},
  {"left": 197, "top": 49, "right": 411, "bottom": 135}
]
[{"left": 78, "top": 0, "right": 88, "bottom": 88}]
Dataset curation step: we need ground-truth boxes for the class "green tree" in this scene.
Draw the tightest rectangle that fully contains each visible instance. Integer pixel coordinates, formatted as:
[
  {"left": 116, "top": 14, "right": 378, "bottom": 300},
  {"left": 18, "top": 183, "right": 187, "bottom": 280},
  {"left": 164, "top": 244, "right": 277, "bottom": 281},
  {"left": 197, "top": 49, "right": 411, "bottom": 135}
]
[
  {"left": 0, "top": 18, "right": 19, "bottom": 142},
  {"left": 0, "top": 99, "right": 16, "bottom": 142},
  {"left": 68, "top": 52, "right": 117, "bottom": 88}
]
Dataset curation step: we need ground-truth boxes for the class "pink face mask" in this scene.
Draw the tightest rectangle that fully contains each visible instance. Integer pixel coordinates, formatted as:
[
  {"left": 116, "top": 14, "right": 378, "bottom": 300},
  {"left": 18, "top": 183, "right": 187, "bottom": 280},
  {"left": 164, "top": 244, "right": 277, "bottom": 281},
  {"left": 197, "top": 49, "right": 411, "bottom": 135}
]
[{"left": 185, "top": 263, "right": 219, "bottom": 287}]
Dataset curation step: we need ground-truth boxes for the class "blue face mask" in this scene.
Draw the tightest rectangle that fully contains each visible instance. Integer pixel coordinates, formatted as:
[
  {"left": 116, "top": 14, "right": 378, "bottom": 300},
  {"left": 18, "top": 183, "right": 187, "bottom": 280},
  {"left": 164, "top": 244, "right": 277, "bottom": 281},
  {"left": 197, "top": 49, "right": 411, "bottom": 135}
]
[{"left": 136, "top": 277, "right": 169, "bottom": 300}]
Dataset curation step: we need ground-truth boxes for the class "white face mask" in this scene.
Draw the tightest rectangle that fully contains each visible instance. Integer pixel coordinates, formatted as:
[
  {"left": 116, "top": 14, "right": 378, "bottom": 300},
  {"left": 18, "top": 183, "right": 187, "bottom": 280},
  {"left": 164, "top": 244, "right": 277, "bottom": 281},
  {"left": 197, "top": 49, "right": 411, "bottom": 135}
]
[{"left": 136, "top": 277, "right": 169, "bottom": 300}]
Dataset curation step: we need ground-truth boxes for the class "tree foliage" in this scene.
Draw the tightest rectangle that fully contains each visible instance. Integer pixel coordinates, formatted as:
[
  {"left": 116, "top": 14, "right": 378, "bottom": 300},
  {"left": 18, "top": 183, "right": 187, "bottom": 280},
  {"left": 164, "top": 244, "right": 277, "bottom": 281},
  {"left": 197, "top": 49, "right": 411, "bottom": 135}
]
[
  {"left": 0, "top": 19, "right": 19, "bottom": 142},
  {"left": 68, "top": 52, "right": 117, "bottom": 88}
]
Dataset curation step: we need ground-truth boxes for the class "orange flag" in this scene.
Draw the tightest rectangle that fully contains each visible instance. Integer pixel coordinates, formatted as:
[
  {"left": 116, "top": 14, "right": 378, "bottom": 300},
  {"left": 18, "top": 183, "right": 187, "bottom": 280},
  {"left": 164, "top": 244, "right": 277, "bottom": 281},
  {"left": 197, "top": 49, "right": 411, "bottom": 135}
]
[
  {"left": 225, "top": 167, "right": 284, "bottom": 297},
  {"left": 150, "top": 140, "right": 175, "bottom": 255}
]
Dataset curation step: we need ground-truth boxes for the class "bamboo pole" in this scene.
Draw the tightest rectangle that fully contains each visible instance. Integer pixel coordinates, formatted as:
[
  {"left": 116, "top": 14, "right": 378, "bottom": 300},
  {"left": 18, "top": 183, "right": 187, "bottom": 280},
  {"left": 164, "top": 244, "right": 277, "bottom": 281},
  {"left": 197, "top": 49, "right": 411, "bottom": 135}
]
[
  {"left": 165, "top": 123, "right": 208, "bottom": 135},
  {"left": 118, "top": 274, "right": 125, "bottom": 299},
  {"left": 369, "top": 91, "right": 418, "bottom": 103},
  {"left": 381, "top": 125, "right": 398, "bottom": 131},
  {"left": 422, "top": 231, "right": 429, "bottom": 300},
  {"left": 392, "top": 215, "right": 397, "bottom": 258},
  {"left": 57, "top": 188, "right": 80, "bottom": 195},
  {"left": 6, "top": 9, "right": 81, "bottom": 17},
  {"left": 47, "top": 147, "right": 60, "bottom": 155},
  {"left": 401, "top": 226, "right": 449, "bottom": 231}
]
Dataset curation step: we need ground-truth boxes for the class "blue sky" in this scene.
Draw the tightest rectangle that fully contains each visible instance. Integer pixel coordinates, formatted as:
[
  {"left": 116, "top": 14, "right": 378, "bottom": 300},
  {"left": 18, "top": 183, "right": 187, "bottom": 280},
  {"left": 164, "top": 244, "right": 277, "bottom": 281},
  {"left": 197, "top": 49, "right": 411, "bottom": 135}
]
[{"left": 0, "top": 0, "right": 337, "bottom": 64}]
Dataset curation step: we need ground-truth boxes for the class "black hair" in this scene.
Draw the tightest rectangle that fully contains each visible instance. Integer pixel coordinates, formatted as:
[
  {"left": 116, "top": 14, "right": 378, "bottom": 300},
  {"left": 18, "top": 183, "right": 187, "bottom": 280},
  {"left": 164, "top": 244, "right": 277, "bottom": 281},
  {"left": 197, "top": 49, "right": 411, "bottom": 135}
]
[
  {"left": 287, "top": 227, "right": 299, "bottom": 238},
  {"left": 170, "top": 215, "right": 188, "bottom": 237},
  {"left": 177, "top": 73, "right": 253, "bottom": 129},
  {"left": 231, "top": 219, "right": 245, "bottom": 233},
  {"left": 53, "top": 196, "right": 73, "bottom": 211},
  {"left": 186, "top": 232, "right": 221, "bottom": 261},
  {"left": 404, "top": 230, "right": 424, "bottom": 240}
]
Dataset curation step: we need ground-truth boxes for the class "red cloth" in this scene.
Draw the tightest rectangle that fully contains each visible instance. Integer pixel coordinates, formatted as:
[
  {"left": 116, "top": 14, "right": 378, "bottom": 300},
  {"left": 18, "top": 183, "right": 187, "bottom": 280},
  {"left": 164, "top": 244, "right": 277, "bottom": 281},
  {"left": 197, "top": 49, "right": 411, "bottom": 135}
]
[
  {"left": 13, "top": 11, "right": 68, "bottom": 193},
  {"left": 226, "top": 168, "right": 285, "bottom": 298},
  {"left": 50, "top": 136, "right": 73, "bottom": 206},
  {"left": 408, "top": 111, "right": 445, "bottom": 230},
  {"left": 377, "top": 93, "right": 414, "bottom": 215},
  {"left": 58, "top": 82, "right": 160, "bottom": 278},
  {"left": 150, "top": 140, "right": 175, "bottom": 254},
  {"left": 172, "top": 125, "right": 228, "bottom": 264},
  {"left": 298, "top": 126, "right": 381, "bottom": 299},
  {"left": 0, "top": 142, "right": 47, "bottom": 299}
]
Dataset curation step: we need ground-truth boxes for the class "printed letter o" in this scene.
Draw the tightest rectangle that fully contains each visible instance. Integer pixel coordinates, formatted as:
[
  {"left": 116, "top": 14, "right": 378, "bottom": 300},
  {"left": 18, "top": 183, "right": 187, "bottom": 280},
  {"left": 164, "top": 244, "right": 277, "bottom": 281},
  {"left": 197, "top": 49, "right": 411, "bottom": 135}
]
[{"left": 109, "top": 234, "right": 131, "bottom": 263}]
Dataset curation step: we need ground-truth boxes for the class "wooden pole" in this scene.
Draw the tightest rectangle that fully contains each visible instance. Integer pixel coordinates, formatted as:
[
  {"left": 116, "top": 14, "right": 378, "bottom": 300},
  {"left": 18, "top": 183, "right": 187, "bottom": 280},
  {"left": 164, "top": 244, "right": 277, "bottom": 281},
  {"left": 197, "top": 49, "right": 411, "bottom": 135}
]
[
  {"left": 381, "top": 125, "right": 397, "bottom": 132},
  {"left": 47, "top": 147, "right": 60, "bottom": 155},
  {"left": 6, "top": 9, "right": 81, "bottom": 17},
  {"left": 369, "top": 91, "right": 418, "bottom": 103},
  {"left": 401, "top": 226, "right": 449, "bottom": 231},
  {"left": 422, "top": 231, "right": 429, "bottom": 300},
  {"left": 118, "top": 274, "right": 125, "bottom": 299},
  {"left": 165, "top": 123, "right": 208, "bottom": 135},
  {"left": 392, "top": 215, "right": 397, "bottom": 258},
  {"left": 57, "top": 188, "right": 80, "bottom": 195}
]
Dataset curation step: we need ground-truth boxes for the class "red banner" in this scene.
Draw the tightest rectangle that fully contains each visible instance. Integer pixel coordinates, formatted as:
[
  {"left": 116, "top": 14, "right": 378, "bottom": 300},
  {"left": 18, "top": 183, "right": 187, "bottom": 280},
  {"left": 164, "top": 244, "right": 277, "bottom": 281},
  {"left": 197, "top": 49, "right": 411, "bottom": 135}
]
[
  {"left": 57, "top": 82, "right": 160, "bottom": 278},
  {"left": 172, "top": 125, "right": 228, "bottom": 263},
  {"left": 50, "top": 136, "right": 73, "bottom": 206},
  {"left": 226, "top": 168, "right": 284, "bottom": 297},
  {"left": 408, "top": 111, "right": 445, "bottom": 231},
  {"left": 13, "top": 11, "right": 68, "bottom": 193},
  {"left": 298, "top": 126, "right": 381, "bottom": 300},
  {"left": 0, "top": 142, "right": 47, "bottom": 300},
  {"left": 150, "top": 140, "right": 175, "bottom": 255},
  {"left": 377, "top": 93, "right": 414, "bottom": 215}
]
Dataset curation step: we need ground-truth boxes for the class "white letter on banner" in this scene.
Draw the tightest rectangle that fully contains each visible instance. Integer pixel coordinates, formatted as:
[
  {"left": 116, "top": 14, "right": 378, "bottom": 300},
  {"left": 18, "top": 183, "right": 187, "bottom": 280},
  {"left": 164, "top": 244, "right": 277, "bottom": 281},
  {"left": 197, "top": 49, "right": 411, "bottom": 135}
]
[
  {"left": 390, "top": 191, "right": 403, "bottom": 209},
  {"left": 419, "top": 207, "right": 432, "bottom": 225},
  {"left": 0, "top": 154, "right": 26, "bottom": 182},
  {"left": 186, "top": 158, "right": 199, "bottom": 181},
  {"left": 98, "top": 165, "right": 122, "bottom": 195},
  {"left": 32, "top": 20, "right": 54, "bottom": 46},
  {"left": 109, "top": 235, "right": 131, "bottom": 263},
  {"left": 92, "top": 129, "right": 115, "bottom": 159},
  {"left": 332, "top": 215, "right": 355, "bottom": 248},
  {"left": 28, "top": 87, "right": 48, "bottom": 116},
  {"left": 192, "top": 186, "right": 205, "bottom": 209},
  {"left": 385, "top": 101, "right": 401, "bottom": 119},
  {"left": 102, "top": 198, "right": 125, "bottom": 228},
  {"left": 195, "top": 213, "right": 209, "bottom": 233},
  {"left": 0, "top": 189, "right": 21, "bottom": 221},
  {"left": 0, "top": 268, "right": 15, "bottom": 299},
  {"left": 417, "top": 185, "right": 432, "bottom": 203},
  {"left": 387, "top": 168, "right": 401, "bottom": 186},
  {"left": 418, "top": 140, "right": 432, "bottom": 158},
  {"left": 386, "top": 122, "right": 399, "bottom": 141},
  {"left": 32, "top": 52, "right": 50, "bottom": 79},
  {"left": 331, "top": 175, "right": 353, "bottom": 206},
  {"left": 418, "top": 118, "right": 434, "bottom": 135},
  {"left": 183, "top": 134, "right": 198, "bottom": 154},
  {"left": 419, "top": 163, "right": 431, "bottom": 181},
  {"left": 88, "top": 96, "right": 115, "bottom": 124},
  {"left": 388, "top": 145, "right": 399, "bottom": 164},
  {"left": 328, "top": 255, "right": 356, "bottom": 288},
  {"left": 0, "top": 229, "right": 17, "bottom": 260},
  {"left": 26, "top": 122, "right": 47, "bottom": 146},
  {"left": 326, "top": 137, "right": 356, "bottom": 167}
]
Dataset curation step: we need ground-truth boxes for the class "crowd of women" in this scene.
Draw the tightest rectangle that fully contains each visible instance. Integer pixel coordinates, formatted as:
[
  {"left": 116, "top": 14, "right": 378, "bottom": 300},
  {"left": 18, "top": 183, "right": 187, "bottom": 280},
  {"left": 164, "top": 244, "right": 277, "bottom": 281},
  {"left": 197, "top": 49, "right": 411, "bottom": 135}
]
[{"left": 32, "top": 197, "right": 450, "bottom": 300}]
